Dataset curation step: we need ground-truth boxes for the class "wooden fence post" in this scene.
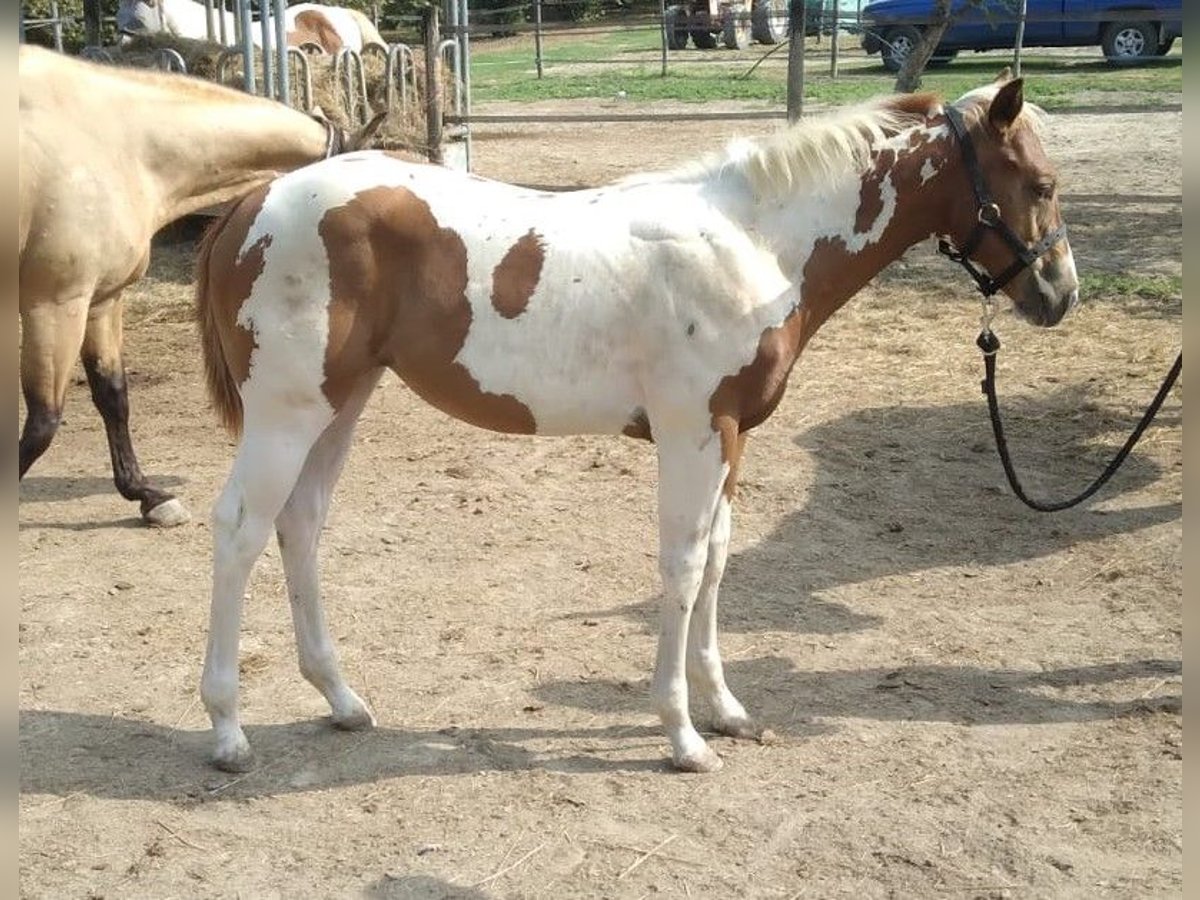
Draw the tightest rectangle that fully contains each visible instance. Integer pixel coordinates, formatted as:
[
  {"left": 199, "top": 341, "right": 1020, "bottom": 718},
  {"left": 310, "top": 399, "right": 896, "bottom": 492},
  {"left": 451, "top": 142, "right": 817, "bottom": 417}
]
[
  {"left": 786, "top": 0, "right": 807, "bottom": 122},
  {"left": 424, "top": 6, "right": 444, "bottom": 165}
]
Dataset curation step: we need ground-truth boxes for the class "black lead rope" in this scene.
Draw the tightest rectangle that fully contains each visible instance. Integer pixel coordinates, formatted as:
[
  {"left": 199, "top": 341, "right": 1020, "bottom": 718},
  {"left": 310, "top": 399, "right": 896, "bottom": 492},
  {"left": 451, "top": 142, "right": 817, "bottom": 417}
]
[{"left": 977, "top": 328, "right": 1182, "bottom": 512}]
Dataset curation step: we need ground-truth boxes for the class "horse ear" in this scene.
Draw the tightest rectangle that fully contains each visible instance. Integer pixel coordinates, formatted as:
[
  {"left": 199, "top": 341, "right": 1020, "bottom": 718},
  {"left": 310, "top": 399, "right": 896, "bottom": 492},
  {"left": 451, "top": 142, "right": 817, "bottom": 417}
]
[
  {"left": 994, "top": 65, "right": 1013, "bottom": 83},
  {"left": 988, "top": 78, "right": 1024, "bottom": 132},
  {"left": 348, "top": 111, "right": 387, "bottom": 151}
]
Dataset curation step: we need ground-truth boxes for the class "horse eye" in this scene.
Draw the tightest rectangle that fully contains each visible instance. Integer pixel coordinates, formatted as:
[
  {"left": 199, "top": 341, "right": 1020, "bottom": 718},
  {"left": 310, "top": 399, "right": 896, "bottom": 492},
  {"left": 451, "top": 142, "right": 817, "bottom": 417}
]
[{"left": 1033, "top": 181, "right": 1056, "bottom": 200}]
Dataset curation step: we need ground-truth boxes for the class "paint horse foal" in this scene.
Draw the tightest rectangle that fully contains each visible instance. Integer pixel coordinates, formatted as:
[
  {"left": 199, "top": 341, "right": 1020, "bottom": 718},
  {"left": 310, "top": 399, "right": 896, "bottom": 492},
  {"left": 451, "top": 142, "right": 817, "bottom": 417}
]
[
  {"left": 196, "top": 76, "right": 1078, "bottom": 772},
  {"left": 18, "top": 45, "right": 382, "bottom": 525}
]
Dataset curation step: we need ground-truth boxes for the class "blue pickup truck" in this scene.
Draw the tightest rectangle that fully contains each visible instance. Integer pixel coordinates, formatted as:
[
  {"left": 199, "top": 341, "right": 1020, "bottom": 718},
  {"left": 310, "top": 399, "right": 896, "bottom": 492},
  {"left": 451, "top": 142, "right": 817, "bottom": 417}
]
[{"left": 860, "top": 0, "right": 1183, "bottom": 70}]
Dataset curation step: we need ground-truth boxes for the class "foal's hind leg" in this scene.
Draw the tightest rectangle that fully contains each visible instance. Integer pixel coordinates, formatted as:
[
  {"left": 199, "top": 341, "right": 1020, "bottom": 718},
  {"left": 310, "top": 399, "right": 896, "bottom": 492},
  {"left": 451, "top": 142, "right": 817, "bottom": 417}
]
[
  {"left": 687, "top": 426, "right": 759, "bottom": 740},
  {"left": 81, "top": 294, "right": 189, "bottom": 527},
  {"left": 275, "top": 371, "right": 383, "bottom": 732},
  {"left": 201, "top": 413, "right": 331, "bottom": 772}
]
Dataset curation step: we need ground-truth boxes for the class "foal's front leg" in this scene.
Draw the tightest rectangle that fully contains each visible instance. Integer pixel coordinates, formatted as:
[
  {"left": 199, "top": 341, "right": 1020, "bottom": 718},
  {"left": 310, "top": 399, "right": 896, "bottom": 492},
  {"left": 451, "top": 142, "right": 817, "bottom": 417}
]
[
  {"left": 651, "top": 429, "right": 730, "bottom": 773},
  {"left": 685, "top": 423, "right": 759, "bottom": 739}
]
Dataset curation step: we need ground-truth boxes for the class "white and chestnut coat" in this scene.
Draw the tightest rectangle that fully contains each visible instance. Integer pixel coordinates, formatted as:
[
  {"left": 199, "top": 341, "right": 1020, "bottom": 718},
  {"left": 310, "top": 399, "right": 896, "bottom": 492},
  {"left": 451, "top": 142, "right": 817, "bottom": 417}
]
[{"left": 196, "top": 78, "right": 1078, "bottom": 773}]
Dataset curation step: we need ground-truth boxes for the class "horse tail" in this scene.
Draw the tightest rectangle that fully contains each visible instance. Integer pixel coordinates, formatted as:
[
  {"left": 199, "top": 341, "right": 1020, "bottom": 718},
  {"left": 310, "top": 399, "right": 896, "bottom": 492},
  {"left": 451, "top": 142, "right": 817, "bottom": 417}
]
[{"left": 195, "top": 199, "right": 247, "bottom": 435}]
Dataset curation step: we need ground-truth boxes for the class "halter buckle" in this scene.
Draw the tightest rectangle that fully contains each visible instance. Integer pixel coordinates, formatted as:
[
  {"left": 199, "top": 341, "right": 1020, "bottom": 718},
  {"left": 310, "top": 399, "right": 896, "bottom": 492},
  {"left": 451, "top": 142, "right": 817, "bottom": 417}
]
[
  {"left": 978, "top": 202, "right": 1002, "bottom": 226},
  {"left": 980, "top": 296, "right": 996, "bottom": 334}
]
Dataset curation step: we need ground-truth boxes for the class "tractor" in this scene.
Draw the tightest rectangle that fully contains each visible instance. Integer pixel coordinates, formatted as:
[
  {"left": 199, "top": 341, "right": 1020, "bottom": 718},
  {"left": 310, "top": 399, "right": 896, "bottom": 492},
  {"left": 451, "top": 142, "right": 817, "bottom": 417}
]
[{"left": 663, "top": 0, "right": 823, "bottom": 50}]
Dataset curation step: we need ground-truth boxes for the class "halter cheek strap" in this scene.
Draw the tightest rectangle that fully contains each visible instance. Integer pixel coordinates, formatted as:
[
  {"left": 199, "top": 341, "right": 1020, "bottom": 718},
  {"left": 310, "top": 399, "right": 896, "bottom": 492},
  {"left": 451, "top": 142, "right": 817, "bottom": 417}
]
[
  {"left": 315, "top": 117, "right": 345, "bottom": 158},
  {"left": 937, "top": 104, "right": 1068, "bottom": 298}
]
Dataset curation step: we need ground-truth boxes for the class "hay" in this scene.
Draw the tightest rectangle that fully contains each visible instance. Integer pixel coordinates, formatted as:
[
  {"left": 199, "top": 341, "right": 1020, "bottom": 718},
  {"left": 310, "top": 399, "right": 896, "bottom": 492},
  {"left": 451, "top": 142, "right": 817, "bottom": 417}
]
[{"left": 105, "top": 34, "right": 445, "bottom": 156}]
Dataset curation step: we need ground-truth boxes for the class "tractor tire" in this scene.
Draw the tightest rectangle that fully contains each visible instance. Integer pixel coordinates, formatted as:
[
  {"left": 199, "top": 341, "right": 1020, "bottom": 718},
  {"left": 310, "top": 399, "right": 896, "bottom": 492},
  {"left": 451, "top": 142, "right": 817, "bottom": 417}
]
[
  {"left": 664, "top": 5, "right": 691, "bottom": 50},
  {"left": 723, "top": 13, "right": 752, "bottom": 49},
  {"left": 751, "top": 0, "right": 787, "bottom": 44}
]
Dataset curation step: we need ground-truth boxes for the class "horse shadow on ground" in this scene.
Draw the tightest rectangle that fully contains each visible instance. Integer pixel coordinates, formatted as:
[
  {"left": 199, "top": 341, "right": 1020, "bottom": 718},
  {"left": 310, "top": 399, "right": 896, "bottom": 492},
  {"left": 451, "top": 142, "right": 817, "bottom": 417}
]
[
  {"left": 363, "top": 875, "right": 492, "bottom": 900},
  {"left": 20, "top": 654, "right": 1179, "bottom": 803},
  {"left": 18, "top": 709, "right": 676, "bottom": 804},
  {"left": 19, "top": 474, "right": 186, "bottom": 504},
  {"left": 538, "top": 658, "right": 1180, "bottom": 735},
  {"left": 19, "top": 383, "right": 1179, "bottom": 800},
  {"left": 570, "top": 381, "right": 1180, "bottom": 637},
  {"left": 18, "top": 474, "right": 189, "bottom": 532},
  {"left": 1059, "top": 192, "right": 1182, "bottom": 282}
]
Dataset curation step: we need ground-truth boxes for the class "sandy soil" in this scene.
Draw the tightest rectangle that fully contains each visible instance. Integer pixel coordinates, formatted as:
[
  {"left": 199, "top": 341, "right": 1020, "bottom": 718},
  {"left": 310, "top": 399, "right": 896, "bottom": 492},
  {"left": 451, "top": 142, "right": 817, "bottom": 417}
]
[{"left": 18, "top": 101, "right": 1182, "bottom": 899}]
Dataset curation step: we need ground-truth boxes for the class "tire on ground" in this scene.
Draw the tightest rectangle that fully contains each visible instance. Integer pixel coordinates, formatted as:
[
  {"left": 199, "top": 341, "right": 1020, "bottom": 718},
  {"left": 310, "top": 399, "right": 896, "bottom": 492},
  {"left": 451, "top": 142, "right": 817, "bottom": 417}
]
[{"left": 664, "top": 5, "right": 691, "bottom": 50}]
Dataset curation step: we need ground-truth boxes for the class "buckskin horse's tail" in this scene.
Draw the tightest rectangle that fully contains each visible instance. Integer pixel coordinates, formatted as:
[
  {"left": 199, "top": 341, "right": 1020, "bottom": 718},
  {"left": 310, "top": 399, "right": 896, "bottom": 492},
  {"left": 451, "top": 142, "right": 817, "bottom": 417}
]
[{"left": 195, "top": 200, "right": 247, "bottom": 436}]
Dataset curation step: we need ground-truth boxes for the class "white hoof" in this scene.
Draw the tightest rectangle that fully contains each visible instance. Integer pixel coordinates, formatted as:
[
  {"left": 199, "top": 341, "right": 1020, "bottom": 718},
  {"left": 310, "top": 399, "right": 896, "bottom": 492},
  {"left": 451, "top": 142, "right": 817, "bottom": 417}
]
[
  {"left": 331, "top": 695, "right": 376, "bottom": 731},
  {"left": 714, "top": 713, "right": 762, "bottom": 741},
  {"left": 145, "top": 498, "right": 191, "bottom": 528},
  {"left": 211, "top": 733, "right": 255, "bottom": 773},
  {"left": 673, "top": 743, "right": 724, "bottom": 773}
]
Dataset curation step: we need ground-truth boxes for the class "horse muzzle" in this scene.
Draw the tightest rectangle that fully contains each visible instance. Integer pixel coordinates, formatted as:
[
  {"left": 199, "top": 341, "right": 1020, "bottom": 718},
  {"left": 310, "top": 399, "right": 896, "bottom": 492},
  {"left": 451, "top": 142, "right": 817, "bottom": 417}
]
[{"left": 1010, "top": 253, "right": 1079, "bottom": 327}]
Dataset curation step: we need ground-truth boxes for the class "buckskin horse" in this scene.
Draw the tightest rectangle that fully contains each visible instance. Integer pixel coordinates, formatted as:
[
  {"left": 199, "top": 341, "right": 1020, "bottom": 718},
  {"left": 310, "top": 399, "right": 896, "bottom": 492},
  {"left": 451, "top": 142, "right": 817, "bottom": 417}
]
[
  {"left": 195, "top": 74, "right": 1078, "bottom": 772},
  {"left": 18, "top": 44, "right": 383, "bottom": 526}
]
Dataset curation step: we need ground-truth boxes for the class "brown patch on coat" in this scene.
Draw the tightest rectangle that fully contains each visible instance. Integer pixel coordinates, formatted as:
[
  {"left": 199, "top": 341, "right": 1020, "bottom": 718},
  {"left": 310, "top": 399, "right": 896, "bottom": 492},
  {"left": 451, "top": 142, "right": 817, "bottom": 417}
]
[
  {"left": 855, "top": 148, "right": 896, "bottom": 235},
  {"left": 491, "top": 230, "right": 545, "bottom": 319},
  {"left": 195, "top": 187, "right": 271, "bottom": 434},
  {"left": 318, "top": 186, "right": 537, "bottom": 433},
  {"left": 289, "top": 11, "right": 344, "bottom": 53},
  {"left": 708, "top": 123, "right": 959, "bottom": 442},
  {"left": 716, "top": 419, "right": 747, "bottom": 500}
]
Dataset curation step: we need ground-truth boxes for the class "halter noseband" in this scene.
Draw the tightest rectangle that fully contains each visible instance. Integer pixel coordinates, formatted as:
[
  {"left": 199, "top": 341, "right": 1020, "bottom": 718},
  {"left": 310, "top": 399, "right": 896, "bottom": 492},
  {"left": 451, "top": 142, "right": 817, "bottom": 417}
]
[{"left": 936, "top": 104, "right": 1068, "bottom": 298}]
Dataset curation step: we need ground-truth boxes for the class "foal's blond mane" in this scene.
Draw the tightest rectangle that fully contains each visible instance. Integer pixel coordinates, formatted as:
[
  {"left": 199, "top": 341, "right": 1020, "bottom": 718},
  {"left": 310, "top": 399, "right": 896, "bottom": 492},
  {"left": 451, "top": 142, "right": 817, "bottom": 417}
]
[
  {"left": 640, "top": 83, "right": 1043, "bottom": 196},
  {"left": 634, "top": 93, "right": 942, "bottom": 193}
]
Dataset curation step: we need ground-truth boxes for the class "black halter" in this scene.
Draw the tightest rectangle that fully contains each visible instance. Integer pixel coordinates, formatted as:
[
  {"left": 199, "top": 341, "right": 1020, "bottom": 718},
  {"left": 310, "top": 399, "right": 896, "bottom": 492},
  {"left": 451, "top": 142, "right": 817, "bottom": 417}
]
[{"left": 936, "top": 104, "right": 1068, "bottom": 298}]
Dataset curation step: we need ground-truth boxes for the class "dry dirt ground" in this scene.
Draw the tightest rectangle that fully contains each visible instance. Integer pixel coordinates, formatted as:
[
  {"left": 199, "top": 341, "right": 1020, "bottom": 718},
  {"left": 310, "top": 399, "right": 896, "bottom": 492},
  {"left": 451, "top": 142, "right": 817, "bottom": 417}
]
[{"left": 19, "top": 100, "right": 1182, "bottom": 899}]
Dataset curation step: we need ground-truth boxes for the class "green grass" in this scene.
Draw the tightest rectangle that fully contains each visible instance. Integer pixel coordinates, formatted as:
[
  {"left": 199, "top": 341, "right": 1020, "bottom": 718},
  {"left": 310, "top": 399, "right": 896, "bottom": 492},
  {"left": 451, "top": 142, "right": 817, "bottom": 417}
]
[
  {"left": 1079, "top": 272, "right": 1182, "bottom": 302},
  {"left": 467, "top": 32, "right": 1184, "bottom": 107}
]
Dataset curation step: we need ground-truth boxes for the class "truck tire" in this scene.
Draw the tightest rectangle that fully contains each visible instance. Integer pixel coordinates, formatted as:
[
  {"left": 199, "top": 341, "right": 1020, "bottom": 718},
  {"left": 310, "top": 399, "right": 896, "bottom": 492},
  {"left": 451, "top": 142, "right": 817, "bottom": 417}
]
[
  {"left": 723, "top": 12, "right": 752, "bottom": 49},
  {"left": 664, "top": 5, "right": 690, "bottom": 50},
  {"left": 751, "top": 0, "right": 787, "bottom": 44},
  {"left": 880, "top": 24, "right": 921, "bottom": 73},
  {"left": 879, "top": 24, "right": 956, "bottom": 72},
  {"left": 1102, "top": 20, "right": 1157, "bottom": 65}
]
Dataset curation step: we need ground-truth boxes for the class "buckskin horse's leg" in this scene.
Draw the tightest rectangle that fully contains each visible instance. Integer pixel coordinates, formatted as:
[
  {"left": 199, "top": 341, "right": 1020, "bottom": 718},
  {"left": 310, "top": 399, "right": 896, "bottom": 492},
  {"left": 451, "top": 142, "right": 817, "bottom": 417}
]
[
  {"left": 81, "top": 294, "right": 190, "bottom": 527},
  {"left": 19, "top": 295, "right": 91, "bottom": 479},
  {"left": 687, "top": 423, "right": 760, "bottom": 740},
  {"left": 274, "top": 371, "right": 381, "bottom": 732},
  {"left": 651, "top": 425, "right": 730, "bottom": 773}
]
